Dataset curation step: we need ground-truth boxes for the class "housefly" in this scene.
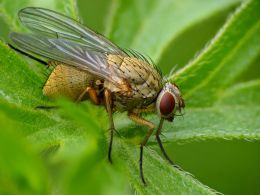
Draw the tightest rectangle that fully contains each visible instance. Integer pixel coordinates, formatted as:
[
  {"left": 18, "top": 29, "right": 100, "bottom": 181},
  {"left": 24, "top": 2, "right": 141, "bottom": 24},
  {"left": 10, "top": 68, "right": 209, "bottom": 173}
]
[{"left": 9, "top": 7, "right": 185, "bottom": 184}]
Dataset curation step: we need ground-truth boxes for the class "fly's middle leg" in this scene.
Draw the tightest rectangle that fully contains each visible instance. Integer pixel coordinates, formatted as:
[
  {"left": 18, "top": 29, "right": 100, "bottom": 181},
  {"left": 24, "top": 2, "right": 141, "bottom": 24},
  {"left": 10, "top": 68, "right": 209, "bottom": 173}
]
[
  {"left": 128, "top": 112, "right": 155, "bottom": 185},
  {"left": 77, "top": 86, "right": 100, "bottom": 104},
  {"left": 104, "top": 89, "right": 115, "bottom": 163}
]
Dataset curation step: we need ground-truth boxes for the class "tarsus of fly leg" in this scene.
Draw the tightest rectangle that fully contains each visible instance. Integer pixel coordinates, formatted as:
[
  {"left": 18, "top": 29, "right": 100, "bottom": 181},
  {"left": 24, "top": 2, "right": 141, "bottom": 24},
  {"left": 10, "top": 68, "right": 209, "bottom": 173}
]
[
  {"left": 104, "top": 89, "right": 114, "bottom": 163},
  {"left": 128, "top": 112, "right": 155, "bottom": 185}
]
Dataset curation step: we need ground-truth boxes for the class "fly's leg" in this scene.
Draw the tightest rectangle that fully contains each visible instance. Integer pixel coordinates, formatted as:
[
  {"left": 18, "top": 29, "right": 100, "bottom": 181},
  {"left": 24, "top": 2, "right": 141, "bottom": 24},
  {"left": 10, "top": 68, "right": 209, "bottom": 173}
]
[
  {"left": 132, "top": 105, "right": 155, "bottom": 114},
  {"left": 76, "top": 87, "right": 89, "bottom": 102},
  {"left": 155, "top": 118, "right": 176, "bottom": 166},
  {"left": 128, "top": 112, "right": 155, "bottom": 185},
  {"left": 104, "top": 89, "right": 114, "bottom": 163},
  {"left": 77, "top": 86, "right": 99, "bottom": 104},
  {"left": 35, "top": 105, "right": 59, "bottom": 110}
]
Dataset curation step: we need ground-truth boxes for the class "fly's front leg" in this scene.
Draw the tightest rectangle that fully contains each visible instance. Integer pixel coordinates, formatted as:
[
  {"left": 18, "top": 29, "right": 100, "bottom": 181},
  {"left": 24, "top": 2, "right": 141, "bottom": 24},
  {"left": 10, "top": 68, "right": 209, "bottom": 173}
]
[
  {"left": 128, "top": 112, "right": 155, "bottom": 185},
  {"left": 156, "top": 118, "right": 177, "bottom": 166},
  {"left": 104, "top": 89, "right": 114, "bottom": 163}
]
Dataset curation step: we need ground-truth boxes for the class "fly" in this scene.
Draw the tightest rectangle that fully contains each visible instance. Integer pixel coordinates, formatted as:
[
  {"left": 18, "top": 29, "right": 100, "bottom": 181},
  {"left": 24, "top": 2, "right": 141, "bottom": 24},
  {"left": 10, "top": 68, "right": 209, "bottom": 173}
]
[{"left": 9, "top": 7, "right": 185, "bottom": 185}]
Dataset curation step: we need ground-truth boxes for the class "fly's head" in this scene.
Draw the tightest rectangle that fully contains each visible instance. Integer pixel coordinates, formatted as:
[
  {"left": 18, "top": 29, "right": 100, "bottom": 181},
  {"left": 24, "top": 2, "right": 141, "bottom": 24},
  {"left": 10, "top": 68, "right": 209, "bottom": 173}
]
[{"left": 156, "top": 82, "right": 185, "bottom": 122}]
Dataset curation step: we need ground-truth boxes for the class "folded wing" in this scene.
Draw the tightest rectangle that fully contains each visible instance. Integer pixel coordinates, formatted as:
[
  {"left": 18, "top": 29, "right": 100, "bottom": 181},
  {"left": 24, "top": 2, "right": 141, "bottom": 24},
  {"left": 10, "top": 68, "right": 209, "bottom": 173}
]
[
  {"left": 18, "top": 7, "right": 123, "bottom": 54},
  {"left": 10, "top": 7, "right": 128, "bottom": 86}
]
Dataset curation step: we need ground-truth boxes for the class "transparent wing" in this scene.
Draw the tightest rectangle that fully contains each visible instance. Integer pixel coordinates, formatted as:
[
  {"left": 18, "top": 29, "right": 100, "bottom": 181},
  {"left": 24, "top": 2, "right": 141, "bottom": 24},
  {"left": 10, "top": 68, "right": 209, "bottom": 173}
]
[
  {"left": 18, "top": 7, "right": 125, "bottom": 55},
  {"left": 10, "top": 32, "right": 118, "bottom": 82}
]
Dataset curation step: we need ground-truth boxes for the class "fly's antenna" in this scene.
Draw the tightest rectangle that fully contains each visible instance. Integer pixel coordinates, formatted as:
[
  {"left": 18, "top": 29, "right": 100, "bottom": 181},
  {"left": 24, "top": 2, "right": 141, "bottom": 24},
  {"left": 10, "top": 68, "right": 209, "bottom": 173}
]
[{"left": 8, "top": 43, "right": 48, "bottom": 65}]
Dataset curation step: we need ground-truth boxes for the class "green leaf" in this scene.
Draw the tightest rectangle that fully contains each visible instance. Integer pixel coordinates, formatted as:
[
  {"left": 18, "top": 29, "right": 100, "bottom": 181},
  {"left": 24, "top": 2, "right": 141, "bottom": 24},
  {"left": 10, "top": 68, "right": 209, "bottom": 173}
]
[
  {"left": 117, "top": 141, "right": 216, "bottom": 194},
  {"left": 0, "top": 100, "right": 57, "bottom": 135},
  {"left": 216, "top": 79, "right": 260, "bottom": 106},
  {"left": 107, "top": 0, "right": 241, "bottom": 62},
  {"left": 161, "top": 105, "right": 260, "bottom": 143},
  {"left": 0, "top": 0, "right": 78, "bottom": 32},
  {"left": 170, "top": 0, "right": 260, "bottom": 107},
  {"left": 0, "top": 112, "right": 48, "bottom": 195},
  {"left": 0, "top": 41, "right": 45, "bottom": 106},
  {"left": 56, "top": 100, "right": 130, "bottom": 195}
]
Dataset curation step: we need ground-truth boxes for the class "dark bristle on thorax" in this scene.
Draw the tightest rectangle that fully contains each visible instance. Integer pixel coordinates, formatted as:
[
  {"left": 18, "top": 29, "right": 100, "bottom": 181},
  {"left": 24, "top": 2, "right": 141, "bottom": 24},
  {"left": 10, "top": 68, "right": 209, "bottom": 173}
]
[
  {"left": 123, "top": 48, "right": 162, "bottom": 77},
  {"left": 8, "top": 43, "right": 48, "bottom": 65}
]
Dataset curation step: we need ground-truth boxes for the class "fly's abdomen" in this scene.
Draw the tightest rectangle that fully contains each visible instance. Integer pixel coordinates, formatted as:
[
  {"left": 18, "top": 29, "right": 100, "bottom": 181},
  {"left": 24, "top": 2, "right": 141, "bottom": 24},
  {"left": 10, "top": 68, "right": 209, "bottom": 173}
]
[{"left": 43, "top": 64, "right": 94, "bottom": 100}]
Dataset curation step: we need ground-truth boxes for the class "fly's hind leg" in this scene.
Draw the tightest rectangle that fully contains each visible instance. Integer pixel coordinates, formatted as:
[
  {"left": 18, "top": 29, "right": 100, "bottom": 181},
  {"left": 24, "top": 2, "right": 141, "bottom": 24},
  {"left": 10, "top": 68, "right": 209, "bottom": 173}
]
[
  {"left": 128, "top": 112, "right": 155, "bottom": 185},
  {"left": 104, "top": 89, "right": 115, "bottom": 163}
]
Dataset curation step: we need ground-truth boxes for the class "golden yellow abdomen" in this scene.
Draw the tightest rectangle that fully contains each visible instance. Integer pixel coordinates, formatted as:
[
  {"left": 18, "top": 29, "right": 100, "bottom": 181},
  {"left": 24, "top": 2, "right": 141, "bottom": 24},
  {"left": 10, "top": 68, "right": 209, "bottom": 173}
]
[{"left": 43, "top": 64, "right": 93, "bottom": 100}]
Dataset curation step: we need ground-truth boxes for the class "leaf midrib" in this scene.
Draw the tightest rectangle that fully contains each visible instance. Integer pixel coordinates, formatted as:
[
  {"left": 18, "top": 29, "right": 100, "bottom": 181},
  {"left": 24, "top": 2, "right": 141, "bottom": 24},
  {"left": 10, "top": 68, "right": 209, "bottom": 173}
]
[
  {"left": 129, "top": 0, "right": 241, "bottom": 63},
  {"left": 169, "top": 1, "right": 249, "bottom": 81},
  {"left": 184, "top": 20, "right": 260, "bottom": 99}
]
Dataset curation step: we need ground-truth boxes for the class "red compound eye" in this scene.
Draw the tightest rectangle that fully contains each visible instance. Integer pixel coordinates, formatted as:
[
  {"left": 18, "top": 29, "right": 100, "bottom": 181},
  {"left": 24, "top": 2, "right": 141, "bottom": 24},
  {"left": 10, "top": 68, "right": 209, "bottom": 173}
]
[{"left": 159, "top": 92, "right": 175, "bottom": 116}]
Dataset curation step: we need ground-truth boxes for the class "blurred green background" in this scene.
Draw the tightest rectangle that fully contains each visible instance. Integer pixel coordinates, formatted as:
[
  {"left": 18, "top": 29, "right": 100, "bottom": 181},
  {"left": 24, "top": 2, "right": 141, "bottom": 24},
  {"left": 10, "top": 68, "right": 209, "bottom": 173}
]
[{"left": 0, "top": 0, "right": 259, "bottom": 194}]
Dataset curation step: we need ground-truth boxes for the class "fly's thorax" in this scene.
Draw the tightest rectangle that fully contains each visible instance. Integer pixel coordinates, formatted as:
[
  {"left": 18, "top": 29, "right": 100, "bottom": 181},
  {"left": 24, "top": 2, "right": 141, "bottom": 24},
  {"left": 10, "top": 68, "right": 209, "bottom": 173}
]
[
  {"left": 43, "top": 64, "right": 98, "bottom": 101},
  {"left": 106, "top": 54, "right": 163, "bottom": 111},
  {"left": 107, "top": 54, "right": 162, "bottom": 98}
]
